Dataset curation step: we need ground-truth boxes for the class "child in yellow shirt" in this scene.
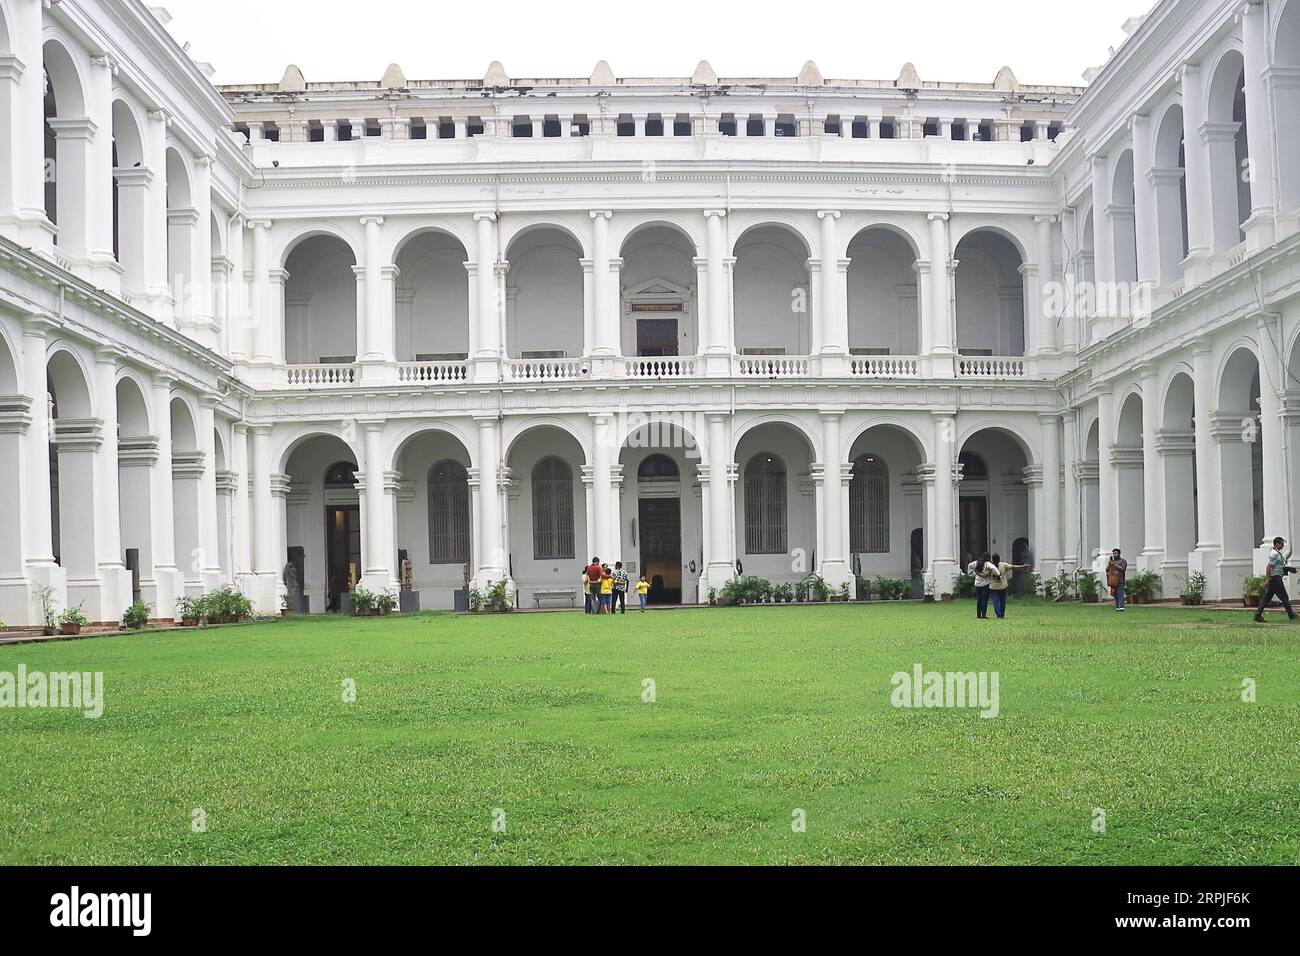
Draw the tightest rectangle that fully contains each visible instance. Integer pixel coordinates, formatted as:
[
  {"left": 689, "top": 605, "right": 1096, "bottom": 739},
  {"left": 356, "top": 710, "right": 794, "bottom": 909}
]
[
  {"left": 599, "top": 567, "right": 614, "bottom": 613},
  {"left": 635, "top": 574, "right": 650, "bottom": 611}
]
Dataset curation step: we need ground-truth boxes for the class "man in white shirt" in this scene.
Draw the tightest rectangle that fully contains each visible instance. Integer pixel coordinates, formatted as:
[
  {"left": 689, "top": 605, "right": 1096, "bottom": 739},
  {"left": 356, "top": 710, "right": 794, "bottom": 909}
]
[
  {"left": 1255, "top": 536, "right": 1297, "bottom": 623},
  {"left": 966, "top": 551, "right": 1001, "bottom": 619}
]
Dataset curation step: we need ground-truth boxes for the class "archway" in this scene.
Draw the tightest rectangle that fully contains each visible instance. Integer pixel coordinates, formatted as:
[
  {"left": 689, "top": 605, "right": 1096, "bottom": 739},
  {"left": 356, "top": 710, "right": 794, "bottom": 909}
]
[
  {"left": 846, "top": 424, "right": 926, "bottom": 586},
  {"left": 959, "top": 429, "right": 1032, "bottom": 586},
  {"left": 733, "top": 225, "right": 811, "bottom": 356},
  {"left": 1082, "top": 420, "right": 1100, "bottom": 563},
  {"left": 116, "top": 377, "right": 153, "bottom": 607},
  {"left": 1160, "top": 372, "right": 1197, "bottom": 586},
  {"left": 618, "top": 224, "right": 699, "bottom": 358},
  {"left": 846, "top": 227, "right": 920, "bottom": 356},
  {"left": 954, "top": 231, "right": 1025, "bottom": 356},
  {"left": 394, "top": 230, "right": 471, "bottom": 362},
  {"left": 1152, "top": 106, "right": 1189, "bottom": 285},
  {"left": 111, "top": 100, "right": 146, "bottom": 289},
  {"left": 164, "top": 147, "right": 194, "bottom": 309},
  {"left": 505, "top": 425, "right": 586, "bottom": 605},
  {"left": 734, "top": 423, "right": 816, "bottom": 585},
  {"left": 47, "top": 349, "right": 98, "bottom": 612},
  {"left": 392, "top": 428, "right": 475, "bottom": 609},
  {"left": 1206, "top": 51, "right": 1252, "bottom": 250},
  {"left": 0, "top": 332, "right": 22, "bottom": 621},
  {"left": 1114, "top": 393, "right": 1145, "bottom": 562},
  {"left": 1110, "top": 150, "right": 1138, "bottom": 284},
  {"left": 1217, "top": 348, "right": 1263, "bottom": 585},
  {"left": 505, "top": 227, "right": 583, "bottom": 360},
  {"left": 170, "top": 398, "right": 201, "bottom": 593},
  {"left": 284, "top": 235, "right": 358, "bottom": 364},
  {"left": 42, "top": 39, "right": 88, "bottom": 255},
  {"left": 284, "top": 435, "right": 361, "bottom": 612},
  {"left": 1275, "top": 0, "right": 1300, "bottom": 215}
]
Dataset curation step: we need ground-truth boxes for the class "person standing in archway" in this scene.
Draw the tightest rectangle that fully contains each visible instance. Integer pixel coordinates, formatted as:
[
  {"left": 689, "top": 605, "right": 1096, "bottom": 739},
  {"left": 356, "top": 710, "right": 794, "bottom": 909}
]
[{"left": 1106, "top": 549, "right": 1128, "bottom": 611}]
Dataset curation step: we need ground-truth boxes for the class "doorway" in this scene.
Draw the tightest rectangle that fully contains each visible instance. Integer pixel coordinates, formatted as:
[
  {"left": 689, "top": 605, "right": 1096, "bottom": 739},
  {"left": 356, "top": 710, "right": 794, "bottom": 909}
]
[
  {"left": 325, "top": 505, "right": 361, "bottom": 611},
  {"left": 638, "top": 497, "right": 682, "bottom": 603},
  {"left": 959, "top": 496, "right": 988, "bottom": 567}
]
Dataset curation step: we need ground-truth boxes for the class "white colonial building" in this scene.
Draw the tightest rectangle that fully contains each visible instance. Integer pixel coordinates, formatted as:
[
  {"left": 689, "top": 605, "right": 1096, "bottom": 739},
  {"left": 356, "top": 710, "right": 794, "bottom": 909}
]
[{"left": 0, "top": 0, "right": 1295, "bottom": 623}]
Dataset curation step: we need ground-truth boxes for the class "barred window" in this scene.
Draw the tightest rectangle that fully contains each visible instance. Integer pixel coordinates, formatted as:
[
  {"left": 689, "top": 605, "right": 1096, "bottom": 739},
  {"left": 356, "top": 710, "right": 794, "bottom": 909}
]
[
  {"left": 532, "top": 456, "right": 575, "bottom": 560},
  {"left": 427, "top": 459, "right": 470, "bottom": 564},
  {"left": 850, "top": 454, "right": 889, "bottom": 553},
  {"left": 744, "top": 452, "right": 786, "bottom": 554}
]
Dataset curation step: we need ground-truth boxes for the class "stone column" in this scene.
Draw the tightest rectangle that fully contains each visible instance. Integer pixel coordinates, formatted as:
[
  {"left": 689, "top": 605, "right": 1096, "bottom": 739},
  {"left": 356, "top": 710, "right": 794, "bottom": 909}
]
[
  {"left": 1037, "top": 412, "right": 1062, "bottom": 574},
  {"left": 819, "top": 410, "right": 851, "bottom": 588},
  {"left": 144, "top": 109, "right": 171, "bottom": 321},
  {"left": 1061, "top": 410, "right": 1080, "bottom": 573},
  {"left": 150, "top": 374, "right": 180, "bottom": 618},
  {"left": 92, "top": 348, "right": 129, "bottom": 620},
  {"left": 4, "top": 0, "right": 56, "bottom": 253},
  {"left": 590, "top": 211, "right": 615, "bottom": 359},
  {"left": 249, "top": 423, "right": 278, "bottom": 612},
  {"left": 1089, "top": 153, "right": 1114, "bottom": 332},
  {"left": 360, "top": 216, "right": 389, "bottom": 368},
  {"left": 1095, "top": 387, "right": 1118, "bottom": 558},
  {"left": 1240, "top": 0, "right": 1277, "bottom": 249},
  {"left": 1138, "top": 365, "right": 1164, "bottom": 572},
  {"left": 703, "top": 209, "right": 730, "bottom": 374},
  {"left": 196, "top": 395, "right": 222, "bottom": 590},
  {"left": 248, "top": 219, "right": 273, "bottom": 363},
  {"left": 1034, "top": 215, "right": 1058, "bottom": 354},
  {"left": 473, "top": 415, "right": 507, "bottom": 586},
  {"left": 1257, "top": 313, "right": 1286, "bottom": 546},
  {"left": 931, "top": 412, "right": 958, "bottom": 591},
  {"left": 701, "top": 412, "right": 735, "bottom": 590},
  {"left": 1188, "top": 342, "right": 1223, "bottom": 597},
  {"left": 231, "top": 422, "right": 252, "bottom": 582},
  {"left": 44, "top": 117, "right": 94, "bottom": 266},
  {"left": 590, "top": 412, "right": 615, "bottom": 562},
  {"left": 189, "top": 156, "right": 214, "bottom": 333},
  {"left": 1130, "top": 113, "right": 1159, "bottom": 305},
  {"left": 1179, "top": 65, "right": 1214, "bottom": 284},
  {"left": 19, "top": 316, "right": 56, "bottom": 577},
  {"left": 85, "top": 54, "right": 119, "bottom": 292},
  {"left": 473, "top": 213, "right": 500, "bottom": 382},
  {"left": 817, "top": 210, "right": 847, "bottom": 364},
  {"left": 926, "top": 214, "right": 954, "bottom": 376},
  {"left": 360, "top": 419, "right": 393, "bottom": 589}
]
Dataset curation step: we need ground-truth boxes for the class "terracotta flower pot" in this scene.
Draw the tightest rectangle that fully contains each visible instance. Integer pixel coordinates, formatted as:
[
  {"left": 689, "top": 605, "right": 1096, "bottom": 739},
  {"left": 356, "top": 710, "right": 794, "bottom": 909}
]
[{"left": 59, "top": 622, "right": 81, "bottom": 636}]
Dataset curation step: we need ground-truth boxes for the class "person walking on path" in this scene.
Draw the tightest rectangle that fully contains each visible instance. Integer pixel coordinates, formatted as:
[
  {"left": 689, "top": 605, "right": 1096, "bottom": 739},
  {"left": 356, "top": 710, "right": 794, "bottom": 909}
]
[
  {"left": 988, "top": 552, "right": 1031, "bottom": 619},
  {"left": 1255, "top": 536, "right": 1297, "bottom": 623},
  {"left": 1106, "top": 549, "right": 1128, "bottom": 611},
  {"left": 611, "top": 561, "right": 628, "bottom": 615}
]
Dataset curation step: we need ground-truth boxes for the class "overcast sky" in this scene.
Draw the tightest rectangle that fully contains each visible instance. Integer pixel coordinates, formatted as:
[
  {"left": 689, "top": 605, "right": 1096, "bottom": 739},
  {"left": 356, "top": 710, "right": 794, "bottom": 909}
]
[{"left": 157, "top": 0, "right": 1153, "bottom": 88}]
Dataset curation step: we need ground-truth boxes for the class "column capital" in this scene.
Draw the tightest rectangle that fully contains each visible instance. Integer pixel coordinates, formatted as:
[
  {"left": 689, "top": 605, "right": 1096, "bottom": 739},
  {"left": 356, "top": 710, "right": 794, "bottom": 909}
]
[
  {"left": 1037, "top": 411, "right": 1062, "bottom": 426},
  {"left": 356, "top": 418, "right": 386, "bottom": 433},
  {"left": 703, "top": 209, "right": 727, "bottom": 219},
  {"left": 246, "top": 218, "right": 273, "bottom": 231},
  {"left": 1033, "top": 214, "right": 1058, "bottom": 225},
  {"left": 92, "top": 345, "right": 124, "bottom": 364},
  {"left": 927, "top": 212, "right": 950, "bottom": 222},
  {"left": 817, "top": 209, "right": 841, "bottom": 220},
  {"left": 360, "top": 215, "right": 384, "bottom": 227},
  {"left": 589, "top": 209, "right": 613, "bottom": 221},
  {"left": 151, "top": 371, "right": 176, "bottom": 390},
  {"left": 473, "top": 212, "right": 497, "bottom": 223},
  {"left": 818, "top": 408, "right": 846, "bottom": 421},
  {"left": 198, "top": 393, "right": 224, "bottom": 410}
]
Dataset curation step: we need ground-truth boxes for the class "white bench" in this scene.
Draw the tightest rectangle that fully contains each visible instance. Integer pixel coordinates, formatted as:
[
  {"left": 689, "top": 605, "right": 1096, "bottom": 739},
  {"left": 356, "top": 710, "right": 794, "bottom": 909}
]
[{"left": 533, "top": 586, "right": 578, "bottom": 608}]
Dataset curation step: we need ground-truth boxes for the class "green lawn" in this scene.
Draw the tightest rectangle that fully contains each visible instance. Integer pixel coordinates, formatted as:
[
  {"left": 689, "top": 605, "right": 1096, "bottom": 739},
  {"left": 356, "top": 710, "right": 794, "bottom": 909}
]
[{"left": 0, "top": 601, "right": 1297, "bottom": 865}]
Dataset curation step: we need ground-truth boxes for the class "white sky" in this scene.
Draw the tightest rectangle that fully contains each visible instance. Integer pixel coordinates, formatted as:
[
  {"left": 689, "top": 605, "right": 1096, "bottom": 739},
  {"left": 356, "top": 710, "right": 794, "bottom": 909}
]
[{"left": 157, "top": 0, "right": 1153, "bottom": 88}]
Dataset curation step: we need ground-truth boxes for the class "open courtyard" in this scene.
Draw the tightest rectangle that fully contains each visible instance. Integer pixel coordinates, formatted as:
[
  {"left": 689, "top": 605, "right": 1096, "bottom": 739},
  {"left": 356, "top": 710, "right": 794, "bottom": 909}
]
[{"left": 1, "top": 602, "right": 1296, "bottom": 865}]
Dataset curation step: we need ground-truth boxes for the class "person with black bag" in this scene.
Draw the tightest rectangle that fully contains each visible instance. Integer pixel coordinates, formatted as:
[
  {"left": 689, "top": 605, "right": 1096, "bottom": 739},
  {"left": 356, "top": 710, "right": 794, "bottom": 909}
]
[{"left": 1255, "top": 536, "right": 1297, "bottom": 623}]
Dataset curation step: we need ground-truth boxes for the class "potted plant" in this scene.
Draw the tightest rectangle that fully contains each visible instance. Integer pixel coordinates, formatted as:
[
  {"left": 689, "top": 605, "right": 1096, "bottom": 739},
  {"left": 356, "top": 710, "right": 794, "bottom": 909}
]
[
  {"left": 773, "top": 582, "right": 793, "bottom": 603},
  {"left": 485, "top": 578, "right": 513, "bottom": 612},
  {"left": 1077, "top": 570, "right": 1100, "bottom": 603},
  {"left": 1179, "top": 570, "right": 1207, "bottom": 606},
  {"left": 176, "top": 595, "right": 201, "bottom": 627},
  {"left": 1125, "top": 569, "right": 1162, "bottom": 605},
  {"left": 376, "top": 588, "right": 398, "bottom": 616},
  {"left": 793, "top": 580, "right": 808, "bottom": 603},
  {"left": 122, "top": 600, "right": 151, "bottom": 631},
  {"left": 280, "top": 591, "right": 292, "bottom": 616},
  {"left": 1242, "top": 574, "right": 1266, "bottom": 608},
  {"left": 351, "top": 586, "right": 377, "bottom": 616},
  {"left": 839, "top": 581, "right": 852, "bottom": 602},
  {"left": 923, "top": 574, "right": 937, "bottom": 603},
  {"left": 34, "top": 584, "right": 58, "bottom": 636},
  {"left": 58, "top": 603, "right": 88, "bottom": 636}
]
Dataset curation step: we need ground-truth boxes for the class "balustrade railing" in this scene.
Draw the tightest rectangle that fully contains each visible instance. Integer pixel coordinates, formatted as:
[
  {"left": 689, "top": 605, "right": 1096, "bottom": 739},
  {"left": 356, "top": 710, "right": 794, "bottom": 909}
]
[
  {"left": 735, "top": 355, "right": 811, "bottom": 378},
  {"left": 285, "top": 363, "right": 357, "bottom": 386},
  {"left": 506, "top": 357, "right": 588, "bottom": 381},
  {"left": 624, "top": 357, "right": 697, "bottom": 378},
  {"left": 396, "top": 360, "right": 469, "bottom": 384},
  {"left": 849, "top": 355, "right": 920, "bottom": 377},
  {"left": 955, "top": 356, "right": 1026, "bottom": 379}
]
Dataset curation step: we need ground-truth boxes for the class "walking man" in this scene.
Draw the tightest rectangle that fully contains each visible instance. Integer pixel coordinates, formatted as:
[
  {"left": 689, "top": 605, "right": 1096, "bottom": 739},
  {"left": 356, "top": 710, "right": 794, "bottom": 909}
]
[
  {"left": 988, "top": 552, "right": 1031, "bottom": 619},
  {"left": 967, "top": 552, "right": 998, "bottom": 619},
  {"left": 1106, "top": 549, "right": 1127, "bottom": 611},
  {"left": 1254, "top": 536, "right": 1297, "bottom": 623}
]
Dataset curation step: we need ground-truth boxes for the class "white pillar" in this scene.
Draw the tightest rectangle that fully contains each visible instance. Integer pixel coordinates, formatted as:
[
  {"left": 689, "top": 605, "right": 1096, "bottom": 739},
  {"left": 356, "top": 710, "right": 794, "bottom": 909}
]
[
  {"left": 701, "top": 412, "right": 734, "bottom": 590},
  {"left": 231, "top": 422, "right": 251, "bottom": 580},
  {"left": 590, "top": 211, "right": 615, "bottom": 357},
  {"left": 360, "top": 419, "right": 393, "bottom": 588},
  {"left": 1037, "top": 412, "right": 1062, "bottom": 571},
  {"left": 819, "top": 410, "right": 851, "bottom": 587},
  {"left": 1138, "top": 365, "right": 1164, "bottom": 571},
  {"left": 591, "top": 412, "right": 615, "bottom": 560},
  {"left": 927, "top": 214, "right": 955, "bottom": 375},
  {"left": 1258, "top": 314, "right": 1286, "bottom": 544},
  {"left": 4, "top": 0, "right": 55, "bottom": 253},
  {"left": 19, "top": 316, "right": 56, "bottom": 572},
  {"left": 931, "top": 413, "right": 958, "bottom": 593},
  {"left": 84, "top": 54, "right": 118, "bottom": 291},
  {"left": 1096, "top": 387, "right": 1118, "bottom": 556},
  {"left": 189, "top": 156, "right": 213, "bottom": 330},
  {"left": 1179, "top": 65, "right": 1215, "bottom": 282},
  {"left": 1188, "top": 342, "right": 1223, "bottom": 597},
  {"left": 150, "top": 374, "right": 180, "bottom": 618},
  {"left": 817, "top": 210, "right": 846, "bottom": 359},
  {"left": 473, "top": 415, "right": 506, "bottom": 585},
  {"left": 360, "top": 216, "right": 389, "bottom": 366},
  {"left": 92, "top": 348, "right": 129, "bottom": 620},
  {"left": 249, "top": 423, "right": 278, "bottom": 611},
  {"left": 1089, "top": 153, "right": 1115, "bottom": 304},
  {"left": 1130, "top": 113, "right": 1159, "bottom": 303},
  {"left": 1033, "top": 215, "right": 1058, "bottom": 354},
  {"left": 1061, "top": 410, "right": 1080, "bottom": 572},
  {"left": 473, "top": 212, "right": 499, "bottom": 382},
  {"left": 703, "top": 209, "right": 730, "bottom": 374},
  {"left": 1240, "top": 0, "right": 1277, "bottom": 248},
  {"left": 144, "top": 109, "right": 171, "bottom": 320},
  {"left": 249, "top": 219, "right": 273, "bottom": 363},
  {"left": 196, "top": 396, "right": 222, "bottom": 590}
]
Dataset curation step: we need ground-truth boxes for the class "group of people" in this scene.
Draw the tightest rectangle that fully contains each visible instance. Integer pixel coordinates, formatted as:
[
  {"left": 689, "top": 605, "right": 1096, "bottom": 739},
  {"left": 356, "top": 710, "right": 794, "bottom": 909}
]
[
  {"left": 582, "top": 557, "right": 650, "bottom": 614},
  {"left": 965, "top": 553, "right": 1031, "bottom": 619}
]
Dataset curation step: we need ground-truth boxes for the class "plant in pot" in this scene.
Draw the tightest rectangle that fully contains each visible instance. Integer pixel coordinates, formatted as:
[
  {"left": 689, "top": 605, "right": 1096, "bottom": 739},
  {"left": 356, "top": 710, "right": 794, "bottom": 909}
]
[
  {"left": 1076, "top": 570, "right": 1100, "bottom": 603},
  {"left": 58, "top": 603, "right": 89, "bottom": 636},
  {"left": 1126, "top": 569, "right": 1162, "bottom": 605},
  {"left": 773, "top": 581, "right": 794, "bottom": 604},
  {"left": 176, "top": 595, "right": 201, "bottom": 627},
  {"left": 280, "top": 591, "right": 292, "bottom": 616},
  {"left": 804, "top": 573, "right": 830, "bottom": 602},
  {"left": 34, "top": 584, "right": 58, "bottom": 636},
  {"left": 839, "top": 581, "right": 852, "bottom": 602},
  {"left": 1179, "top": 570, "right": 1207, "bottom": 606},
  {"left": 922, "top": 574, "right": 937, "bottom": 603},
  {"left": 485, "top": 578, "right": 513, "bottom": 612},
  {"left": 376, "top": 588, "right": 398, "bottom": 616},
  {"left": 350, "top": 586, "right": 377, "bottom": 616},
  {"left": 951, "top": 572, "right": 976, "bottom": 600},
  {"left": 1241, "top": 574, "right": 1266, "bottom": 608},
  {"left": 122, "top": 600, "right": 151, "bottom": 631}
]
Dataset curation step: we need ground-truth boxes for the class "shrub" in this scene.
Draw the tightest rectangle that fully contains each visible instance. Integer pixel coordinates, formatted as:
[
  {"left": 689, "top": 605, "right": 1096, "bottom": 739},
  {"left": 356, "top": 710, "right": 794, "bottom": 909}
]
[
  {"left": 351, "top": 586, "right": 377, "bottom": 614},
  {"left": 1242, "top": 575, "right": 1266, "bottom": 600},
  {"left": 839, "top": 581, "right": 852, "bottom": 601},
  {"left": 58, "top": 603, "right": 89, "bottom": 627},
  {"left": 122, "top": 601, "right": 151, "bottom": 630},
  {"left": 485, "top": 578, "right": 513, "bottom": 611},
  {"left": 176, "top": 595, "right": 200, "bottom": 619},
  {"left": 803, "top": 574, "right": 830, "bottom": 602},
  {"left": 793, "top": 580, "right": 809, "bottom": 603},
  {"left": 376, "top": 588, "right": 398, "bottom": 615},
  {"left": 773, "top": 582, "right": 794, "bottom": 603},
  {"left": 1126, "top": 569, "right": 1162, "bottom": 604},
  {"left": 34, "top": 584, "right": 58, "bottom": 631},
  {"left": 952, "top": 572, "right": 976, "bottom": 599},
  {"left": 204, "top": 586, "right": 253, "bottom": 622},
  {"left": 467, "top": 585, "right": 484, "bottom": 611},
  {"left": 1179, "top": 570, "right": 1207, "bottom": 603},
  {"left": 1025, "top": 572, "right": 1043, "bottom": 597}
]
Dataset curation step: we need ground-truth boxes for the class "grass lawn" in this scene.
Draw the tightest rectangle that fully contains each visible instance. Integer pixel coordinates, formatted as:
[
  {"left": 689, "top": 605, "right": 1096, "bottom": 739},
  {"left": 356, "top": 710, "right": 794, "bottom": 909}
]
[{"left": 0, "top": 600, "right": 1297, "bottom": 865}]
